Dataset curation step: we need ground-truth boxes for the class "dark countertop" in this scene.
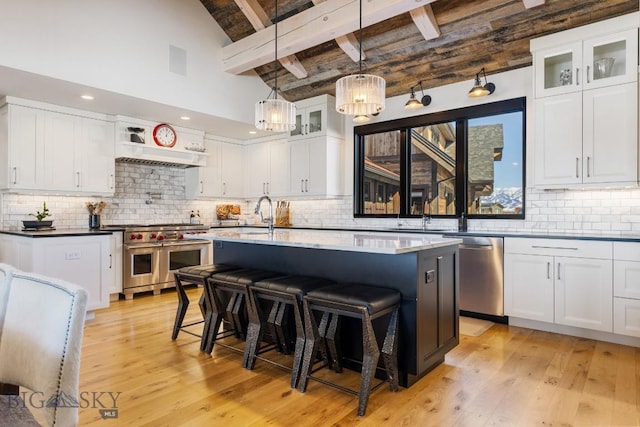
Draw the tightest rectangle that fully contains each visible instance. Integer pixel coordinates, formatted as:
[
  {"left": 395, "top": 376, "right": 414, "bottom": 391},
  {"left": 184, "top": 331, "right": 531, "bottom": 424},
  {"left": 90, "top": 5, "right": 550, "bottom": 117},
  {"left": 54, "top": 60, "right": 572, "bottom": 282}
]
[
  {"left": 0, "top": 228, "right": 115, "bottom": 238},
  {"left": 3, "top": 224, "right": 637, "bottom": 242},
  {"left": 209, "top": 225, "right": 640, "bottom": 243}
]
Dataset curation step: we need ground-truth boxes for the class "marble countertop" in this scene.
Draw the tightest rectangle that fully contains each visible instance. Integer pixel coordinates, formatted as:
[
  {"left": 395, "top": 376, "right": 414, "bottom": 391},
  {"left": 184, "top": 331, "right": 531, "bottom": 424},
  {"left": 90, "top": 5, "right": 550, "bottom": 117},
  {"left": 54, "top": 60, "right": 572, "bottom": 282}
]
[{"left": 194, "top": 227, "right": 462, "bottom": 254}]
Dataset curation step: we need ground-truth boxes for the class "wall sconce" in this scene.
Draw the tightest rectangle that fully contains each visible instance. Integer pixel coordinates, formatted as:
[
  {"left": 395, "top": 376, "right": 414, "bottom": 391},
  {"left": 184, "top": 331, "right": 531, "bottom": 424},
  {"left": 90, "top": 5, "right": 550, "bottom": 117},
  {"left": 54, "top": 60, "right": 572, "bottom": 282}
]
[
  {"left": 468, "top": 68, "right": 496, "bottom": 98},
  {"left": 404, "top": 81, "right": 432, "bottom": 110}
]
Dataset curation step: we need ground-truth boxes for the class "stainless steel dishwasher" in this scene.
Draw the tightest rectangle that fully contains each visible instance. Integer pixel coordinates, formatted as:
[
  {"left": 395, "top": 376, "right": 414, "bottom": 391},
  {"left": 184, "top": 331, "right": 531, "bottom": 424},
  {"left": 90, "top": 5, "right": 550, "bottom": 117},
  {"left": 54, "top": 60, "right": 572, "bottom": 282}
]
[{"left": 453, "top": 235, "right": 505, "bottom": 320}]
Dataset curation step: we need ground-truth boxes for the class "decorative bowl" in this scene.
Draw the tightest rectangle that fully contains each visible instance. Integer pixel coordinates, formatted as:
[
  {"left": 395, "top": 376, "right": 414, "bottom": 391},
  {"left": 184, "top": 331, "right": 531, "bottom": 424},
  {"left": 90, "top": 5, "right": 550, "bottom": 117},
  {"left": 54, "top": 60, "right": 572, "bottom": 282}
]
[{"left": 22, "top": 220, "right": 53, "bottom": 229}]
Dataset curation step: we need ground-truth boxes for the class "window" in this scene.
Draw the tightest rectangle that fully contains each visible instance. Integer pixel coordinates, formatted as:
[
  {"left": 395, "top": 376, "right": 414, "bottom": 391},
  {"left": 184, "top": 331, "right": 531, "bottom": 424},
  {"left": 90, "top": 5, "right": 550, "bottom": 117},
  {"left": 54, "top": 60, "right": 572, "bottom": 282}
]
[{"left": 354, "top": 98, "right": 525, "bottom": 219}]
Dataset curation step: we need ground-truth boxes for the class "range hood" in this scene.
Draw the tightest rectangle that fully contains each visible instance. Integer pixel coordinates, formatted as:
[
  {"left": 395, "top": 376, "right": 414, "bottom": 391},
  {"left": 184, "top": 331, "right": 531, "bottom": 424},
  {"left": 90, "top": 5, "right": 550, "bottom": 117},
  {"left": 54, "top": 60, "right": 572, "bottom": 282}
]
[{"left": 115, "top": 142, "right": 207, "bottom": 168}]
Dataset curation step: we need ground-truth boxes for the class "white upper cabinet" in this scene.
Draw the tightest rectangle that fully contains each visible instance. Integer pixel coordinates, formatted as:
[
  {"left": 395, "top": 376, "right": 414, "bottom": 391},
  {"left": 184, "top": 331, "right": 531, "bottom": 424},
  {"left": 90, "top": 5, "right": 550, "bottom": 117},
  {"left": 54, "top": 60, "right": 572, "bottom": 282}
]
[
  {"left": 185, "top": 137, "right": 221, "bottom": 198},
  {"left": 0, "top": 104, "right": 42, "bottom": 191},
  {"left": 531, "top": 13, "right": 639, "bottom": 189},
  {"left": 289, "top": 136, "right": 343, "bottom": 197},
  {"left": 186, "top": 138, "right": 244, "bottom": 199},
  {"left": 77, "top": 117, "right": 115, "bottom": 194},
  {"left": 534, "top": 28, "right": 638, "bottom": 98},
  {"left": 289, "top": 95, "right": 343, "bottom": 141},
  {"left": 220, "top": 142, "right": 243, "bottom": 198},
  {"left": 245, "top": 138, "right": 290, "bottom": 198},
  {"left": 0, "top": 100, "right": 115, "bottom": 195}
]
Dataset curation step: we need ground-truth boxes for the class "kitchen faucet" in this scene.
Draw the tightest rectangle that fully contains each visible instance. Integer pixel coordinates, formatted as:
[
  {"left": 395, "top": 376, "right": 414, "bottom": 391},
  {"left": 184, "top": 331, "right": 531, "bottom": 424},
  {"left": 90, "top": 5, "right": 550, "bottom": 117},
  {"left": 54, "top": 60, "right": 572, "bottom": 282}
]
[
  {"left": 254, "top": 195, "right": 274, "bottom": 234},
  {"left": 422, "top": 194, "right": 432, "bottom": 231}
]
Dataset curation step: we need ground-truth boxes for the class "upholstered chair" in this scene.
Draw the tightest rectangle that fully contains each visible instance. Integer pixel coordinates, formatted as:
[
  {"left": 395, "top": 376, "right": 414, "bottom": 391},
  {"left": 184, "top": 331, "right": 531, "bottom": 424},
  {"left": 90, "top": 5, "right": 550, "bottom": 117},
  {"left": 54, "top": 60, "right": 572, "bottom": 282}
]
[{"left": 0, "top": 271, "right": 88, "bottom": 427}]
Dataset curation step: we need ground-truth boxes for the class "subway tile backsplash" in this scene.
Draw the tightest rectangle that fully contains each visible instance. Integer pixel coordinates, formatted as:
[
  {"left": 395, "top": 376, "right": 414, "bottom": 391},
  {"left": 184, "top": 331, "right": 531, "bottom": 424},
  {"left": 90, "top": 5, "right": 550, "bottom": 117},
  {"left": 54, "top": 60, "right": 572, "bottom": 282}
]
[{"left": 1, "top": 163, "right": 639, "bottom": 234}]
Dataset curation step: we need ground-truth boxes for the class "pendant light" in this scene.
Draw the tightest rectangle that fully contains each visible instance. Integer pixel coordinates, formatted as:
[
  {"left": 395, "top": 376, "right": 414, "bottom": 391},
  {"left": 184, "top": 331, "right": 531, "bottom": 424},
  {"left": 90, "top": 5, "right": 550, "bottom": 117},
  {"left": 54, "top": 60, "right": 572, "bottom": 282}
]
[
  {"left": 255, "top": 0, "right": 296, "bottom": 132},
  {"left": 335, "top": 0, "right": 385, "bottom": 123}
]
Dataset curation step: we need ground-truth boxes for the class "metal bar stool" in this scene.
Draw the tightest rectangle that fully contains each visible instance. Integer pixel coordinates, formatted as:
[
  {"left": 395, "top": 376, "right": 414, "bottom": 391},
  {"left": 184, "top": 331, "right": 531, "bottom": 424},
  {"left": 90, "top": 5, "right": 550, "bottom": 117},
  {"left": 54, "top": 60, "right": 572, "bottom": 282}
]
[
  {"left": 204, "top": 268, "right": 282, "bottom": 355},
  {"left": 171, "top": 264, "right": 239, "bottom": 351},
  {"left": 244, "top": 275, "right": 335, "bottom": 388},
  {"left": 297, "top": 283, "right": 401, "bottom": 417}
]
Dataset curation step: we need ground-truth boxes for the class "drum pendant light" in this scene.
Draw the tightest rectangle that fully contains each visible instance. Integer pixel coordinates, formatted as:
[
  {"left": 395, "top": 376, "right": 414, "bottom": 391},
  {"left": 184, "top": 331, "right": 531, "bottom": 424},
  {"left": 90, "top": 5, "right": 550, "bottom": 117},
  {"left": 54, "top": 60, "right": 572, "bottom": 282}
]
[
  {"left": 335, "top": 0, "right": 385, "bottom": 123},
  {"left": 255, "top": 0, "right": 296, "bottom": 132}
]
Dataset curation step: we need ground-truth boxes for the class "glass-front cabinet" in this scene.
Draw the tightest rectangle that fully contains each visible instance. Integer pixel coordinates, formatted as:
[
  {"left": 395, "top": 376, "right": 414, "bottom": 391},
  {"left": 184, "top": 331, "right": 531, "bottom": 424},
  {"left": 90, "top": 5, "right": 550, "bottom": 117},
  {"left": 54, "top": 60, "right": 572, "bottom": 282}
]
[
  {"left": 534, "top": 26, "right": 638, "bottom": 97},
  {"left": 290, "top": 104, "right": 324, "bottom": 138}
]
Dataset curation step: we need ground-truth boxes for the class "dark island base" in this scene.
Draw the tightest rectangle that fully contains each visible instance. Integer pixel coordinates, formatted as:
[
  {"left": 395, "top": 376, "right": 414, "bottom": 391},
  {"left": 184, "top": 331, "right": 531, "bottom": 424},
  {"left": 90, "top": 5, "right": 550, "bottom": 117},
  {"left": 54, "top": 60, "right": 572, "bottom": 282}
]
[{"left": 212, "top": 241, "right": 459, "bottom": 387}]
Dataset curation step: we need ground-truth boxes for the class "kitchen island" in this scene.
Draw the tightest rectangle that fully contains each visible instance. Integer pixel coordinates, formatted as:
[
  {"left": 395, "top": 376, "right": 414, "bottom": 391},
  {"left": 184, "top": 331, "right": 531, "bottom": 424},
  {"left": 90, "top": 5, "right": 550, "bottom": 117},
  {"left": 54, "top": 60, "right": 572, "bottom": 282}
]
[{"left": 193, "top": 228, "right": 461, "bottom": 387}]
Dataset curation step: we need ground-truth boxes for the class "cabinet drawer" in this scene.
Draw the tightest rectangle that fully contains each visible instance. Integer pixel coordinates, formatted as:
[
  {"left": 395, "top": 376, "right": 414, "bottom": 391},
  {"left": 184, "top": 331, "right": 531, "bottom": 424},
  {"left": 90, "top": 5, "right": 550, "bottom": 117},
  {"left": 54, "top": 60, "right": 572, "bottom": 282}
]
[
  {"left": 505, "top": 237, "right": 612, "bottom": 259},
  {"left": 614, "top": 242, "right": 640, "bottom": 262},
  {"left": 614, "top": 297, "right": 640, "bottom": 338}
]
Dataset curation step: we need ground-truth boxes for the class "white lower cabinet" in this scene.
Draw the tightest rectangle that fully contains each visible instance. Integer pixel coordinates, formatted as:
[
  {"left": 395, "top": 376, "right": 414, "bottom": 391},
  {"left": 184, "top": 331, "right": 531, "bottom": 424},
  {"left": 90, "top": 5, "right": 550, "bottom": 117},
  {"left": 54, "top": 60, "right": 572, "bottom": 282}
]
[
  {"left": 0, "top": 233, "right": 112, "bottom": 311},
  {"left": 504, "top": 253, "right": 554, "bottom": 323},
  {"left": 613, "top": 242, "right": 640, "bottom": 337},
  {"left": 504, "top": 237, "right": 613, "bottom": 333},
  {"left": 553, "top": 256, "right": 612, "bottom": 331}
]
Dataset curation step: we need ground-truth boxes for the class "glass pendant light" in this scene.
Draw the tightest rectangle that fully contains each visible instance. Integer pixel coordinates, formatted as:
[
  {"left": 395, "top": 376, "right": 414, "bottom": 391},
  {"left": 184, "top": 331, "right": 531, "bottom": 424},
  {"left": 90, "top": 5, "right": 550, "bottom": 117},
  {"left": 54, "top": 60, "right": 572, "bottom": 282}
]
[
  {"left": 255, "top": 0, "right": 296, "bottom": 132},
  {"left": 335, "top": 0, "right": 385, "bottom": 123}
]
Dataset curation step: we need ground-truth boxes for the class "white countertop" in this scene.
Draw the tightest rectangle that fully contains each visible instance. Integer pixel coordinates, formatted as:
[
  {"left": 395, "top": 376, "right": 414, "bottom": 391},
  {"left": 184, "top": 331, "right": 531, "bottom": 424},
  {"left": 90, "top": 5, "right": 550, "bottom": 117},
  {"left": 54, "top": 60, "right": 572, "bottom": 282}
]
[{"left": 193, "top": 228, "right": 461, "bottom": 254}]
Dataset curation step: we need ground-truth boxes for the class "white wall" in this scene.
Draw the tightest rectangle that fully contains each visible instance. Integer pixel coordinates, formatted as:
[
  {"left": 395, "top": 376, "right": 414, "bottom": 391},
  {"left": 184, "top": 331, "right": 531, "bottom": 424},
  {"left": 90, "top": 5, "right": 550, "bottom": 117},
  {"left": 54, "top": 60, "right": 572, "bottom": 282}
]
[{"left": 0, "top": 0, "right": 269, "bottom": 125}]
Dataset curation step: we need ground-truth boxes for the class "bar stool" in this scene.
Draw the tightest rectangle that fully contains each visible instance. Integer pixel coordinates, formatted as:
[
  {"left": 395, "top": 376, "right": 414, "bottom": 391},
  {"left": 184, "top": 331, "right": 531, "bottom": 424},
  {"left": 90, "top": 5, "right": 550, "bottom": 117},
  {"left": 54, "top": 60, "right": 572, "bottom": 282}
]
[
  {"left": 297, "top": 283, "right": 401, "bottom": 417},
  {"left": 204, "top": 268, "right": 282, "bottom": 355},
  {"left": 244, "top": 275, "right": 335, "bottom": 388},
  {"left": 171, "top": 264, "right": 239, "bottom": 351}
]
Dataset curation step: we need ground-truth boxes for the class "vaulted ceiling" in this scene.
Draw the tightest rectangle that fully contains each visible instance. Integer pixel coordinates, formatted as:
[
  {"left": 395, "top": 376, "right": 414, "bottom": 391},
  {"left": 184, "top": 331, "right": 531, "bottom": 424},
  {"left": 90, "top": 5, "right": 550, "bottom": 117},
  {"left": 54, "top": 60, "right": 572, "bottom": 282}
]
[{"left": 201, "top": 0, "right": 638, "bottom": 102}]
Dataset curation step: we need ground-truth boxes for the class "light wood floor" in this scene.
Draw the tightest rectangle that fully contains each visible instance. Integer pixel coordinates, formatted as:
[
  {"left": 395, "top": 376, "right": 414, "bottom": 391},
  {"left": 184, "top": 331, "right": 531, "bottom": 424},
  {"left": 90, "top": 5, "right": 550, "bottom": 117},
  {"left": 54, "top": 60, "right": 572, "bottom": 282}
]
[{"left": 78, "top": 288, "right": 640, "bottom": 426}]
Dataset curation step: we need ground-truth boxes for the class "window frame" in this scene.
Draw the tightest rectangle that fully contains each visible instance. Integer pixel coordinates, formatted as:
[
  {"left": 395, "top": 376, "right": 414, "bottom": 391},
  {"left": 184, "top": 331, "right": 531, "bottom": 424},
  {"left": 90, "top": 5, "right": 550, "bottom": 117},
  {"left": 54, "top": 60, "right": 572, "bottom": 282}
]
[{"left": 354, "top": 97, "right": 526, "bottom": 219}]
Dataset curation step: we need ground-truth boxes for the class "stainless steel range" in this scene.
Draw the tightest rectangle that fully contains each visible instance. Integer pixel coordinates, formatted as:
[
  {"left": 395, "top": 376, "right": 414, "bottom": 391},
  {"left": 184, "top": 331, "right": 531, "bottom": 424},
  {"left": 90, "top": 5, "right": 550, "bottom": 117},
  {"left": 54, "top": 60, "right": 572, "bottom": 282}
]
[{"left": 110, "top": 224, "right": 212, "bottom": 299}]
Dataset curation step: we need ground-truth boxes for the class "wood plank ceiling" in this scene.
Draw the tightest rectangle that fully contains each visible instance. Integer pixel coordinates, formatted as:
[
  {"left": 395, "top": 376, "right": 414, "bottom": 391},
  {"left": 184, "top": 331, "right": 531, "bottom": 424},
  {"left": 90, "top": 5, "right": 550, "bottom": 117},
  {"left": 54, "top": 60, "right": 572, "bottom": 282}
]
[{"left": 200, "top": 0, "right": 639, "bottom": 103}]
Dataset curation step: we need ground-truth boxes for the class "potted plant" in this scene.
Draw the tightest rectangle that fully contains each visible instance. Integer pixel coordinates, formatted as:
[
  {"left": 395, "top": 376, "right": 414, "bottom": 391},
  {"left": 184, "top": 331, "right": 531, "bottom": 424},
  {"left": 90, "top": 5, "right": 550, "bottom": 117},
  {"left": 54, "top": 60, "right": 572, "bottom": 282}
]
[{"left": 23, "top": 201, "right": 53, "bottom": 229}]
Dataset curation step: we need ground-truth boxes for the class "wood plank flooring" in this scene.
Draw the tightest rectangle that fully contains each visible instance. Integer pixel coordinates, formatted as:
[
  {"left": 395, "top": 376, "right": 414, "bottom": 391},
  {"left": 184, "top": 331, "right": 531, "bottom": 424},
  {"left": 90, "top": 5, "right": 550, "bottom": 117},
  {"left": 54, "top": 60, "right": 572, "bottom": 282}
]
[{"left": 78, "top": 288, "right": 640, "bottom": 426}]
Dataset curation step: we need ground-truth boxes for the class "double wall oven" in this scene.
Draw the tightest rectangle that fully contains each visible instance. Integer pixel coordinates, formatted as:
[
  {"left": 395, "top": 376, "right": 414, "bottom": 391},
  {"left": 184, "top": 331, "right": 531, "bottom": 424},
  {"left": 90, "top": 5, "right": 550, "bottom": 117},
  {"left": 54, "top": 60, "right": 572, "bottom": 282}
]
[{"left": 108, "top": 224, "right": 212, "bottom": 299}]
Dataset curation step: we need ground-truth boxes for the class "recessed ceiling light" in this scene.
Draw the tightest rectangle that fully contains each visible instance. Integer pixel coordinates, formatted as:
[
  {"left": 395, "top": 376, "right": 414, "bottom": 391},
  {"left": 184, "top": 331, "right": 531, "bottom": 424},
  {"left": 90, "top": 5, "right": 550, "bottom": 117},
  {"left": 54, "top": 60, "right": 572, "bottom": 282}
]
[
  {"left": 180, "top": 116, "right": 190, "bottom": 121},
  {"left": 80, "top": 94, "right": 94, "bottom": 100},
  {"left": 249, "top": 130, "right": 257, "bottom": 134}
]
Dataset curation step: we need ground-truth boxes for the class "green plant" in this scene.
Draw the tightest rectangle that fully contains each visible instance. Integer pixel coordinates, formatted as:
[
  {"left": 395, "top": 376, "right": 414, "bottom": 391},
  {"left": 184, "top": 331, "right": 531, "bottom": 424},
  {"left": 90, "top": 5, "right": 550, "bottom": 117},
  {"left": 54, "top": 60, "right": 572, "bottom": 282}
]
[{"left": 30, "top": 201, "right": 51, "bottom": 222}]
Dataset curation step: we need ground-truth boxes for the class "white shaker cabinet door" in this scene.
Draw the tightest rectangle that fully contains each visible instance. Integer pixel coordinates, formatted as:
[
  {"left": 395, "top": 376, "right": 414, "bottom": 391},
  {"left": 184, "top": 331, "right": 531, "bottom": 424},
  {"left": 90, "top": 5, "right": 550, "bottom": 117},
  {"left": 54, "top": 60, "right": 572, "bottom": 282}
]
[
  {"left": 582, "top": 82, "right": 637, "bottom": 185},
  {"left": 504, "top": 253, "right": 554, "bottom": 323},
  {"left": 79, "top": 117, "right": 115, "bottom": 194},
  {"left": 220, "top": 142, "right": 243, "bottom": 198},
  {"left": 44, "top": 111, "right": 81, "bottom": 191},
  {"left": 533, "top": 92, "right": 583, "bottom": 187},
  {"left": 554, "top": 256, "right": 613, "bottom": 332}
]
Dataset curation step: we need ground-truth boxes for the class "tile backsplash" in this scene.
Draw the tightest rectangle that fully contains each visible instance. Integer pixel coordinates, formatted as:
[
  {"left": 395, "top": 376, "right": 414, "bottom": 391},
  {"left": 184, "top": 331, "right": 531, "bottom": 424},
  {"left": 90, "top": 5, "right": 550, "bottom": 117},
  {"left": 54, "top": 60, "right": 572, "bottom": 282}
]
[{"left": 1, "top": 162, "right": 639, "bottom": 234}]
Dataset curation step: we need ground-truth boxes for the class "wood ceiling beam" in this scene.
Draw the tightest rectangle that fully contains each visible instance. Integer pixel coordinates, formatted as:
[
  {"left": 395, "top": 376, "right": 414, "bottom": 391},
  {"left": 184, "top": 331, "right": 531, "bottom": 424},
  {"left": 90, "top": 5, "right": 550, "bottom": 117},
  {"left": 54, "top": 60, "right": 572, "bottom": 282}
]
[
  {"left": 223, "top": 0, "right": 437, "bottom": 75},
  {"left": 410, "top": 5, "right": 440, "bottom": 41},
  {"left": 233, "top": 0, "right": 308, "bottom": 79},
  {"left": 522, "top": 0, "right": 545, "bottom": 8},
  {"left": 311, "top": 0, "right": 364, "bottom": 63}
]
